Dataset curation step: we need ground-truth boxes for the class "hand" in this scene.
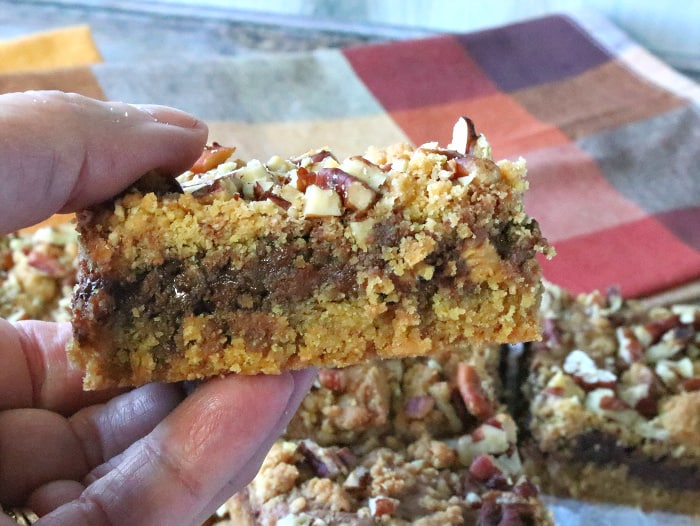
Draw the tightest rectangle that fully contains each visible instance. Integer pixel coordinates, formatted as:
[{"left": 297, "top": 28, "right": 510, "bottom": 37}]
[{"left": 0, "top": 91, "right": 315, "bottom": 525}]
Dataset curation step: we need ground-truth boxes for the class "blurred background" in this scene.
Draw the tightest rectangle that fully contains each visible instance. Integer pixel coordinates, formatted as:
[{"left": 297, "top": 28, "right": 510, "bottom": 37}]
[{"left": 2, "top": 0, "right": 700, "bottom": 81}]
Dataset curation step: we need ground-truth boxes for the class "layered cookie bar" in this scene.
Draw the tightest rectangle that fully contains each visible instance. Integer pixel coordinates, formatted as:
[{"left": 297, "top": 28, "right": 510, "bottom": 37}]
[
  {"left": 69, "top": 118, "right": 550, "bottom": 388},
  {"left": 0, "top": 225, "right": 78, "bottom": 322},
  {"left": 217, "top": 346, "right": 552, "bottom": 525},
  {"left": 522, "top": 283, "right": 700, "bottom": 515}
]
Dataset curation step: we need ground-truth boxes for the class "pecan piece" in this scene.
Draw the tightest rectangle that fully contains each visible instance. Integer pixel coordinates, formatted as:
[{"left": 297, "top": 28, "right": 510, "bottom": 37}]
[
  {"left": 318, "top": 369, "right": 345, "bottom": 391},
  {"left": 253, "top": 181, "right": 291, "bottom": 210},
  {"left": 457, "top": 363, "right": 495, "bottom": 420},
  {"left": 190, "top": 143, "right": 235, "bottom": 174},
  {"left": 315, "top": 168, "right": 378, "bottom": 212},
  {"left": 450, "top": 116, "right": 479, "bottom": 155},
  {"left": 599, "top": 395, "right": 631, "bottom": 411},
  {"left": 368, "top": 496, "right": 397, "bottom": 518},
  {"left": 468, "top": 454, "right": 502, "bottom": 483},
  {"left": 682, "top": 377, "right": 700, "bottom": 392},
  {"left": 27, "top": 247, "right": 68, "bottom": 278},
  {"left": 563, "top": 349, "right": 617, "bottom": 390}
]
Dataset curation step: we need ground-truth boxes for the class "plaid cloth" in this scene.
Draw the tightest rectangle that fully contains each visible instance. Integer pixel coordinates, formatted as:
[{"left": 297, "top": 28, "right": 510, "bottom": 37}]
[{"left": 2, "top": 11, "right": 699, "bottom": 299}]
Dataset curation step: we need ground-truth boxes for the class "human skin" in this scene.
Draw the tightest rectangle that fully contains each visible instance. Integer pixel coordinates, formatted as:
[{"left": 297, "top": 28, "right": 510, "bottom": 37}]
[{"left": 0, "top": 91, "right": 315, "bottom": 526}]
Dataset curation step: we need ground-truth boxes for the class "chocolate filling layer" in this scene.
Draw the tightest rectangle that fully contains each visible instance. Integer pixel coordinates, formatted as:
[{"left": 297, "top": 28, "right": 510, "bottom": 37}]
[
  {"left": 73, "top": 212, "right": 535, "bottom": 366},
  {"left": 573, "top": 430, "right": 700, "bottom": 490}
]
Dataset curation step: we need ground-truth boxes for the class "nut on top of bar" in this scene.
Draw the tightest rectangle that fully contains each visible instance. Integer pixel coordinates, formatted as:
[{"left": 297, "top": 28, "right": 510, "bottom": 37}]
[{"left": 69, "top": 118, "right": 551, "bottom": 389}]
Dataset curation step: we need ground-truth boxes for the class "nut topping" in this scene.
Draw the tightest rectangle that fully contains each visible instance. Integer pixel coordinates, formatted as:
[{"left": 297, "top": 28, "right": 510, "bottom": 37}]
[
  {"left": 293, "top": 149, "right": 338, "bottom": 168},
  {"left": 683, "top": 377, "right": 700, "bottom": 392},
  {"left": 190, "top": 143, "right": 235, "bottom": 174},
  {"left": 313, "top": 168, "right": 378, "bottom": 212},
  {"left": 617, "top": 327, "right": 644, "bottom": 364},
  {"left": 253, "top": 181, "right": 291, "bottom": 210},
  {"left": 448, "top": 116, "right": 479, "bottom": 155},
  {"left": 457, "top": 420, "right": 510, "bottom": 467},
  {"left": 453, "top": 156, "right": 501, "bottom": 185},
  {"left": 340, "top": 156, "right": 388, "bottom": 190},
  {"left": 646, "top": 328, "right": 687, "bottom": 363},
  {"left": 318, "top": 369, "right": 345, "bottom": 391},
  {"left": 302, "top": 185, "right": 342, "bottom": 218},
  {"left": 27, "top": 248, "right": 68, "bottom": 278},
  {"left": 177, "top": 120, "right": 505, "bottom": 219},
  {"left": 457, "top": 363, "right": 495, "bottom": 420},
  {"left": 468, "top": 454, "right": 502, "bottom": 483},
  {"left": 585, "top": 388, "right": 638, "bottom": 425},
  {"left": 543, "top": 370, "right": 585, "bottom": 401},
  {"left": 297, "top": 440, "right": 352, "bottom": 479},
  {"left": 368, "top": 496, "right": 397, "bottom": 517},
  {"left": 562, "top": 349, "right": 617, "bottom": 389}
]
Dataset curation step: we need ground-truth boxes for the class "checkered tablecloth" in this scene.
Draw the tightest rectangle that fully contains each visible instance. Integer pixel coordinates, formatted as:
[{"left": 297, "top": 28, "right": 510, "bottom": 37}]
[{"left": 3, "top": 11, "right": 699, "bottom": 299}]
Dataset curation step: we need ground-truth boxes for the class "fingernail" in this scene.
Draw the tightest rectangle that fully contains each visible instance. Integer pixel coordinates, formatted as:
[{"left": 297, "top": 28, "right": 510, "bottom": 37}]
[{"left": 133, "top": 104, "right": 205, "bottom": 130}]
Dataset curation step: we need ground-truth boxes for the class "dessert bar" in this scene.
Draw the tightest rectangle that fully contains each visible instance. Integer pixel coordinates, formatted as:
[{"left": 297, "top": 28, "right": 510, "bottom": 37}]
[
  {"left": 523, "top": 283, "right": 700, "bottom": 515},
  {"left": 69, "top": 118, "right": 550, "bottom": 388}
]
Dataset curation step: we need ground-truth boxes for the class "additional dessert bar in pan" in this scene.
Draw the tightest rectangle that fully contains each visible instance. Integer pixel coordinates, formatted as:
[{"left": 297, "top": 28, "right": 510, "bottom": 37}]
[
  {"left": 522, "top": 282, "right": 700, "bottom": 515},
  {"left": 217, "top": 348, "right": 553, "bottom": 525},
  {"left": 0, "top": 225, "right": 78, "bottom": 322},
  {"left": 285, "top": 344, "right": 502, "bottom": 449},
  {"left": 222, "top": 427, "right": 553, "bottom": 526},
  {"left": 69, "top": 118, "right": 551, "bottom": 389}
]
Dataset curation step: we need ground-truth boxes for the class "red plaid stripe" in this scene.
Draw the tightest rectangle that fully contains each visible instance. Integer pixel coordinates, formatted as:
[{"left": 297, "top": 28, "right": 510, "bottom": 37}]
[{"left": 541, "top": 216, "right": 700, "bottom": 297}]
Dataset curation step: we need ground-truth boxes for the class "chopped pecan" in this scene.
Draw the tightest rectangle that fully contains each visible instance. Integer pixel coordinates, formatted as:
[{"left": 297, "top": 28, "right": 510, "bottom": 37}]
[
  {"left": 343, "top": 466, "right": 370, "bottom": 490},
  {"left": 513, "top": 479, "right": 539, "bottom": 499},
  {"left": 543, "top": 386, "right": 565, "bottom": 397},
  {"left": 644, "top": 315, "right": 682, "bottom": 344},
  {"left": 599, "top": 395, "right": 631, "bottom": 411},
  {"left": 468, "top": 454, "right": 501, "bottom": 483},
  {"left": 682, "top": 377, "right": 700, "bottom": 392},
  {"left": 451, "top": 116, "right": 479, "bottom": 155},
  {"left": 191, "top": 143, "right": 235, "bottom": 174},
  {"left": 635, "top": 396, "right": 659, "bottom": 419},
  {"left": 563, "top": 349, "right": 617, "bottom": 390},
  {"left": 27, "top": 247, "right": 67, "bottom": 278},
  {"left": 617, "top": 326, "right": 644, "bottom": 364},
  {"left": 317, "top": 369, "right": 345, "bottom": 391},
  {"left": 253, "top": 181, "right": 291, "bottom": 210},
  {"left": 297, "top": 441, "right": 351, "bottom": 479},
  {"left": 309, "top": 168, "right": 378, "bottom": 212},
  {"left": 457, "top": 363, "right": 495, "bottom": 420},
  {"left": 368, "top": 496, "right": 397, "bottom": 517}
]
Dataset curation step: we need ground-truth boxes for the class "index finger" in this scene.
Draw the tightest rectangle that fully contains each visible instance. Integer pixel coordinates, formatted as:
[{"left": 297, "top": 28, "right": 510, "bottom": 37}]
[{"left": 0, "top": 91, "right": 207, "bottom": 234}]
